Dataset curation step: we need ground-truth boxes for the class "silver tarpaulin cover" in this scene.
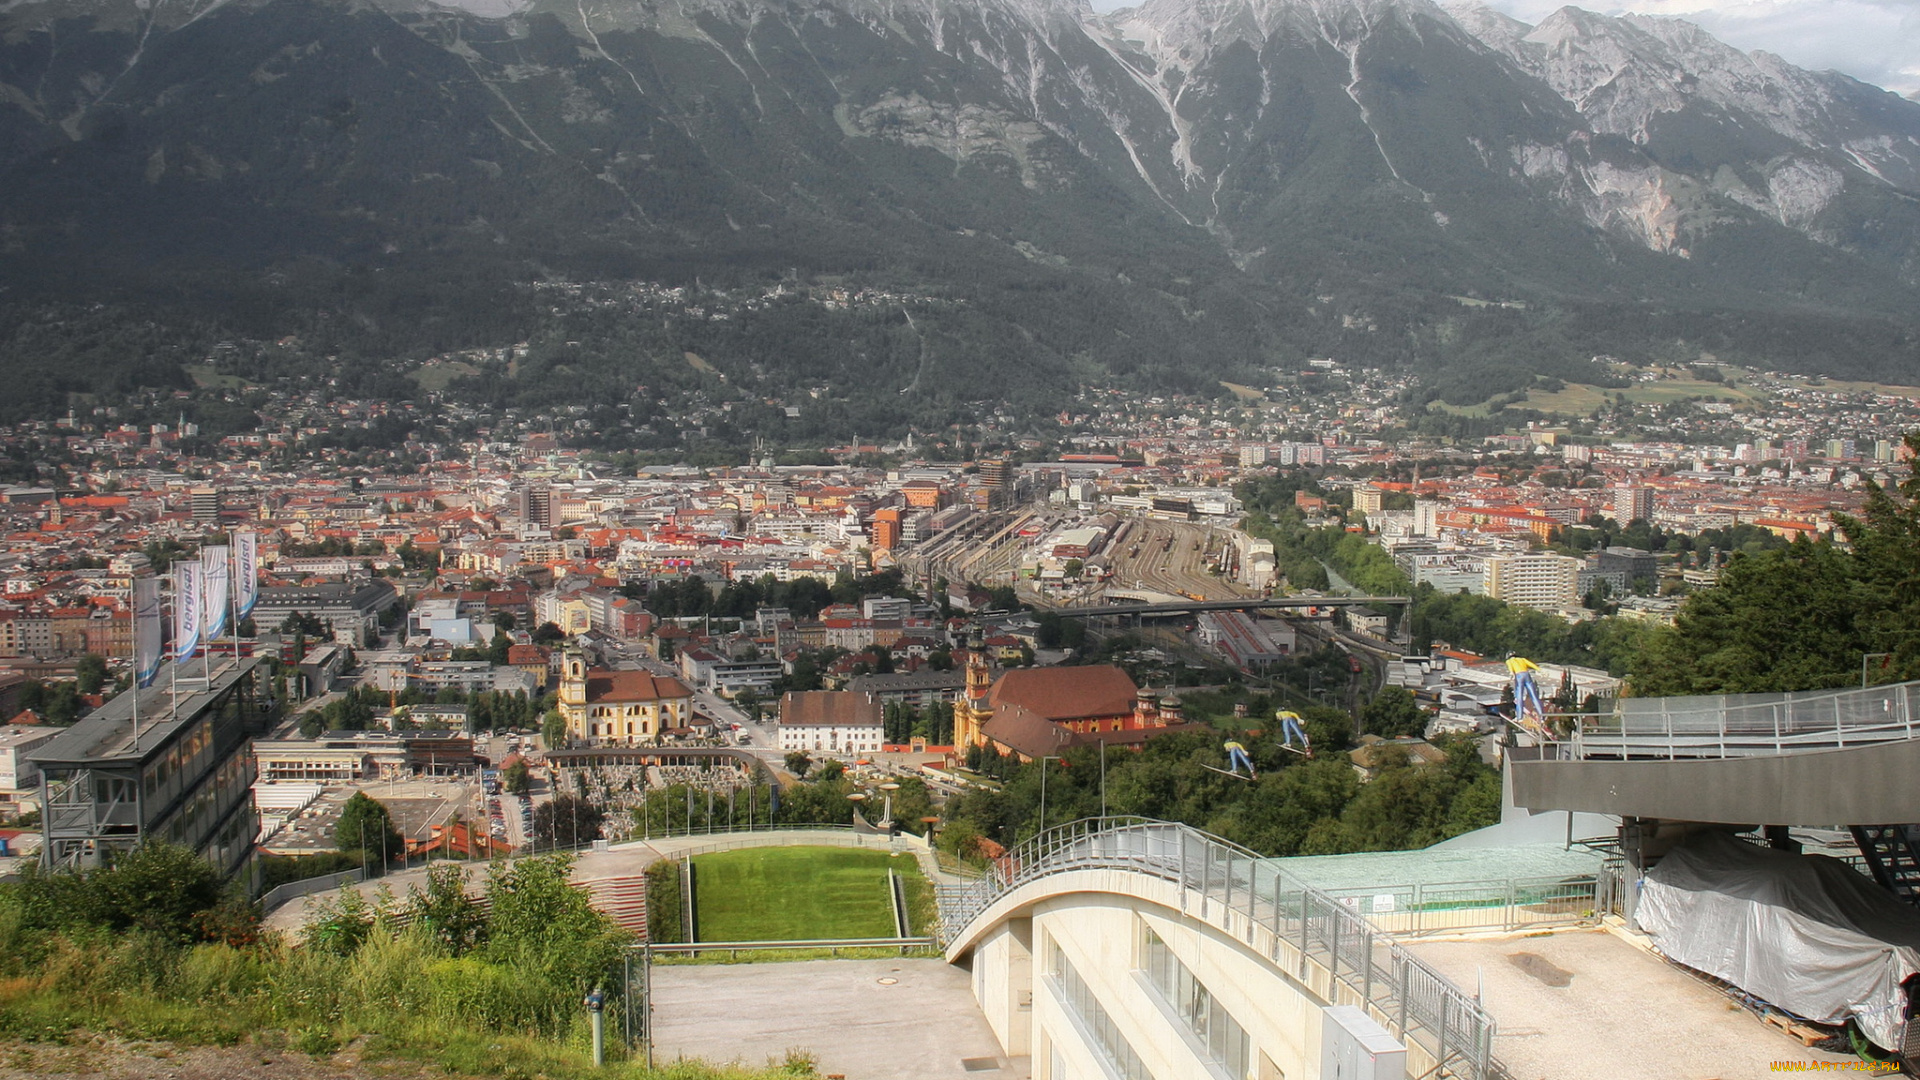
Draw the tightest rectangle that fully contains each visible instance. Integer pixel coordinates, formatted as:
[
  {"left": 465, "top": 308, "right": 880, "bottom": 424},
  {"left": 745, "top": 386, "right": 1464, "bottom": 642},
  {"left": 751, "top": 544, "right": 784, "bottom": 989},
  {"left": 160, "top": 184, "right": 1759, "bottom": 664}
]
[{"left": 1636, "top": 830, "right": 1920, "bottom": 1050}]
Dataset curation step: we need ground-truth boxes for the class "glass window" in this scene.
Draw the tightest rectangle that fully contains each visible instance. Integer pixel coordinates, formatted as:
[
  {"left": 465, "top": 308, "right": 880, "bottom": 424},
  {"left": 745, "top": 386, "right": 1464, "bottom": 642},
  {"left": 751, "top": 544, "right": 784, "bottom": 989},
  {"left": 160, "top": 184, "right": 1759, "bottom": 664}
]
[
  {"left": 1046, "top": 937, "right": 1158, "bottom": 1080},
  {"left": 1140, "top": 926, "right": 1254, "bottom": 1080}
]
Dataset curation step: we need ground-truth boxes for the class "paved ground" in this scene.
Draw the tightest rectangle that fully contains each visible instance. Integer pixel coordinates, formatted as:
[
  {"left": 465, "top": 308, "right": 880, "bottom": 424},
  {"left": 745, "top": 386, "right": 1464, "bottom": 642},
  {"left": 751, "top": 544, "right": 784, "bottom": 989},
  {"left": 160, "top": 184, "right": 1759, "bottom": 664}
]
[
  {"left": 648, "top": 959, "right": 1025, "bottom": 1080},
  {"left": 1410, "top": 928, "right": 1864, "bottom": 1080}
]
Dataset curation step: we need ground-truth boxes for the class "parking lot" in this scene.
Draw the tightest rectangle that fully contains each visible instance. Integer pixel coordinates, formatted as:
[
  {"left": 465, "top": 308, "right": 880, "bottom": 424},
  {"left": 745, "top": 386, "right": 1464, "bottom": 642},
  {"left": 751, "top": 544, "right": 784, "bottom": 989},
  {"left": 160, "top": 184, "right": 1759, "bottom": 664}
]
[{"left": 259, "top": 776, "right": 476, "bottom": 859}]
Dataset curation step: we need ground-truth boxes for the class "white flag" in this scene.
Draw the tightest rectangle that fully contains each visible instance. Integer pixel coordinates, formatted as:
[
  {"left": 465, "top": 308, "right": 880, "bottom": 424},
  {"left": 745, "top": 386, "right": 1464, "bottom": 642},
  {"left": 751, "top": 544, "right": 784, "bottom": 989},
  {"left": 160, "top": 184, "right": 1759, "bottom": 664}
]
[
  {"left": 134, "top": 577, "right": 164, "bottom": 688},
  {"left": 234, "top": 532, "right": 259, "bottom": 620},
  {"left": 201, "top": 545, "right": 230, "bottom": 641},
  {"left": 173, "top": 562, "right": 202, "bottom": 662}
]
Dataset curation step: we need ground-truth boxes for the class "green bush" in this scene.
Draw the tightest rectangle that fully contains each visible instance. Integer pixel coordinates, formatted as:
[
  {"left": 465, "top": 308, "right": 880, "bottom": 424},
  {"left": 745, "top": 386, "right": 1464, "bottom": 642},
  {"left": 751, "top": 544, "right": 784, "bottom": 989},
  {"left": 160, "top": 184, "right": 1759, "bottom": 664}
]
[
  {"left": 0, "top": 844, "right": 818, "bottom": 1078},
  {"left": 645, "top": 860, "right": 684, "bottom": 944}
]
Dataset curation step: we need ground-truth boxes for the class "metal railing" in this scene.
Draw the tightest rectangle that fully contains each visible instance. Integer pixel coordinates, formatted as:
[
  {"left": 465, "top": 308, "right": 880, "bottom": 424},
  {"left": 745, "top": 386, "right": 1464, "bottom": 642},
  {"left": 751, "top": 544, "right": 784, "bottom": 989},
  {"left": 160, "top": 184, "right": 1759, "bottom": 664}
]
[
  {"left": 616, "top": 821, "right": 875, "bottom": 844},
  {"left": 644, "top": 936, "right": 937, "bottom": 958},
  {"left": 940, "top": 818, "right": 1498, "bottom": 1080},
  {"left": 1322, "top": 874, "right": 1598, "bottom": 936},
  {"left": 1567, "top": 679, "right": 1920, "bottom": 760},
  {"left": 259, "top": 867, "right": 366, "bottom": 911},
  {"left": 1594, "top": 857, "right": 1638, "bottom": 925},
  {"left": 636, "top": 826, "right": 915, "bottom": 863}
]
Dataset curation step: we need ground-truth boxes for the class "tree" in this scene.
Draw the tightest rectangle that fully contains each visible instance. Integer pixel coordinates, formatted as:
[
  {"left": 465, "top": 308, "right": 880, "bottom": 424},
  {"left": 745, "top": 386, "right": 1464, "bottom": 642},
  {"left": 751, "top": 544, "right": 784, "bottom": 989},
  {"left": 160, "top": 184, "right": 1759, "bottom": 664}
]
[
  {"left": 9, "top": 841, "right": 247, "bottom": 945},
  {"left": 541, "top": 708, "right": 569, "bottom": 749},
  {"left": 487, "top": 629, "right": 512, "bottom": 665},
  {"left": 74, "top": 653, "right": 108, "bottom": 695},
  {"left": 531, "top": 793, "right": 605, "bottom": 849},
  {"left": 1629, "top": 433, "right": 1920, "bottom": 695},
  {"left": 482, "top": 853, "right": 628, "bottom": 992},
  {"left": 335, "top": 792, "right": 404, "bottom": 870},
  {"left": 405, "top": 863, "right": 485, "bottom": 956},
  {"left": 502, "top": 759, "right": 532, "bottom": 796},
  {"left": 531, "top": 621, "right": 566, "bottom": 644},
  {"left": 784, "top": 750, "right": 814, "bottom": 779},
  {"left": 37, "top": 682, "right": 83, "bottom": 725},
  {"left": 1361, "top": 687, "right": 1427, "bottom": 739},
  {"left": 280, "top": 610, "right": 327, "bottom": 637}
]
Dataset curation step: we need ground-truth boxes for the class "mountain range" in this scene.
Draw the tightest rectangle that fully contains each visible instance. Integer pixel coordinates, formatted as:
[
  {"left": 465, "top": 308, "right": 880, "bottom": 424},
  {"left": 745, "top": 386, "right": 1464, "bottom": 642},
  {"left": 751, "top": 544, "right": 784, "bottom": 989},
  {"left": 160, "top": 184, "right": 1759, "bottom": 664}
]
[{"left": 2, "top": 0, "right": 1917, "bottom": 427}]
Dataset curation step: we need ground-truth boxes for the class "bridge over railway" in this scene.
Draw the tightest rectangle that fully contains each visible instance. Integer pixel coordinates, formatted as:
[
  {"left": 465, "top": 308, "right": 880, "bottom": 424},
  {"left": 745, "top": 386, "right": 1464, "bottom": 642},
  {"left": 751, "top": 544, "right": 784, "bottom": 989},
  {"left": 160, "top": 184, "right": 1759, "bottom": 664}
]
[{"left": 978, "top": 594, "right": 1410, "bottom": 621}]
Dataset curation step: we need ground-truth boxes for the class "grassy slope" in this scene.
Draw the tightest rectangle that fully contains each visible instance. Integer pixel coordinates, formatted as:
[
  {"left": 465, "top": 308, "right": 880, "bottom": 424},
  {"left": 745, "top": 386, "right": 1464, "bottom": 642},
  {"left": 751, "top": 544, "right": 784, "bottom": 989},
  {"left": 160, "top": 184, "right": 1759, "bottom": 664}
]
[{"left": 691, "top": 847, "right": 918, "bottom": 942}]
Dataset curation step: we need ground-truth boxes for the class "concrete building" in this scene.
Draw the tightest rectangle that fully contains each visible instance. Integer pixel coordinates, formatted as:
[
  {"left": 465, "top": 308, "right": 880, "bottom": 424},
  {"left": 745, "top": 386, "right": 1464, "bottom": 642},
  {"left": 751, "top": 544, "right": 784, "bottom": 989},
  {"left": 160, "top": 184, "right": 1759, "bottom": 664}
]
[
  {"left": 412, "top": 661, "right": 499, "bottom": 695},
  {"left": 777, "top": 690, "right": 884, "bottom": 755},
  {"left": 1412, "top": 499, "right": 1442, "bottom": 538},
  {"left": 844, "top": 669, "right": 967, "bottom": 709},
  {"left": 861, "top": 596, "right": 914, "bottom": 622},
  {"left": 1195, "top": 611, "right": 1294, "bottom": 671},
  {"left": 1484, "top": 552, "right": 1580, "bottom": 611},
  {"left": 678, "top": 647, "right": 783, "bottom": 698},
  {"left": 1409, "top": 553, "right": 1486, "bottom": 595},
  {"left": 253, "top": 730, "right": 476, "bottom": 782},
  {"left": 515, "top": 484, "right": 553, "bottom": 528},
  {"left": 946, "top": 796, "right": 1880, "bottom": 1080},
  {"left": 0, "top": 726, "right": 57, "bottom": 816},
  {"left": 1592, "top": 546, "right": 1659, "bottom": 594},
  {"left": 0, "top": 611, "right": 53, "bottom": 658},
  {"left": 29, "top": 658, "right": 266, "bottom": 879},
  {"left": 252, "top": 580, "right": 400, "bottom": 646},
  {"left": 1613, "top": 484, "right": 1654, "bottom": 524},
  {"left": 189, "top": 486, "right": 220, "bottom": 525}
]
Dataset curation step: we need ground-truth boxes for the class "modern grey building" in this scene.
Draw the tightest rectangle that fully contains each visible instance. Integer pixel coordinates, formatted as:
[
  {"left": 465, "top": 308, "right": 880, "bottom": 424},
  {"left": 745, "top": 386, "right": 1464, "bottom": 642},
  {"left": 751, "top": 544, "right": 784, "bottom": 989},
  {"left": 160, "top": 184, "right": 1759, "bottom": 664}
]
[
  {"left": 29, "top": 658, "right": 269, "bottom": 881},
  {"left": 251, "top": 580, "right": 400, "bottom": 646}
]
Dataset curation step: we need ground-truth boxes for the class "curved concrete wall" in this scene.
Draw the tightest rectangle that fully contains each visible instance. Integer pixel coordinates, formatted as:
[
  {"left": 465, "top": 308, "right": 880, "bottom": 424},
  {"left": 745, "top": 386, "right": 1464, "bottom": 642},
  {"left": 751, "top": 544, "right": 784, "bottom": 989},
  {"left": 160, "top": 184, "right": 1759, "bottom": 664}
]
[{"left": 953, "top": 868, "right": 1436, "bottom": 1080}]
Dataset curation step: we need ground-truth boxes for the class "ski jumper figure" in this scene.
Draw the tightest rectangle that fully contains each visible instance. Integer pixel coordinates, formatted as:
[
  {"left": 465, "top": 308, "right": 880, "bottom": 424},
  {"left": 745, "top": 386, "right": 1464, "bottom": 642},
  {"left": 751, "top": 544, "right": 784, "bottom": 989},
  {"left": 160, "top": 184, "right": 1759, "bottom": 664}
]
[
  {"left": 1276, "top": 710, "right": 1313, "bottom": 758},
  {"left": 1506, "top": 655, "right": 1548, "bottom": 739},
  {"left": 1223, "top": 740, "right": 1258, "bottom": 779}
]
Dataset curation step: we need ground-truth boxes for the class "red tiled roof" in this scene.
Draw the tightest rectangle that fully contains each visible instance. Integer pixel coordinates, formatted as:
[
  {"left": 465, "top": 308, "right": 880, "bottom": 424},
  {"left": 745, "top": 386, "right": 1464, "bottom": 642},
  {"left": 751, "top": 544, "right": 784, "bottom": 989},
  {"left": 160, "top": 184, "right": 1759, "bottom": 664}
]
[
  {"left": 778, "top": 691, "right": 883, "bottom": 727},
  {"left": 585, "top": 670, "right": 691, "bottom": 704},
  {"left": 988, "top": 665, "right": 1138, "bottom": 722}
]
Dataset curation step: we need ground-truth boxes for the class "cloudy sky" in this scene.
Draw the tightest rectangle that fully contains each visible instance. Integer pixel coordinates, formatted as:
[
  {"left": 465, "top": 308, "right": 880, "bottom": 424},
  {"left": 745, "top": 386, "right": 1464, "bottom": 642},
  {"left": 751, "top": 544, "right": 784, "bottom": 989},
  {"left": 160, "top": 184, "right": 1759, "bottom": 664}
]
[{"left": 1478, "top": 0, "right": 1920, "bottom": 96}]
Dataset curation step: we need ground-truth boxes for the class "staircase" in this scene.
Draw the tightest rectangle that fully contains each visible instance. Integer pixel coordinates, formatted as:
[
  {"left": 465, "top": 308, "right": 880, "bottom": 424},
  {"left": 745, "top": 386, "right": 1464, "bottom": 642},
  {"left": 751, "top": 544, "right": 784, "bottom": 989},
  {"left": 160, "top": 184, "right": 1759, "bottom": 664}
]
[
  {"left": 582, "top": 875, "right": 651, "bottom": 937},
  {"left": 1850, "top": 825, "right": 1920, "bottom": 905}
]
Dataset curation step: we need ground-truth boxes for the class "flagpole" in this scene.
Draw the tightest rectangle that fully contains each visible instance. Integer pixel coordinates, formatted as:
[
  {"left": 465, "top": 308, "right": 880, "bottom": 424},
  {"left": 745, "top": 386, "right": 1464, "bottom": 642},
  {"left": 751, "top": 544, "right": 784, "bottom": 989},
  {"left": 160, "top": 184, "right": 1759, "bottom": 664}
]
[
  {"left": 228, "top": 542, "right": 240, "bottom": 672},
  {"left": 169, "top": 562, "right": 182, "bottom": 717}
]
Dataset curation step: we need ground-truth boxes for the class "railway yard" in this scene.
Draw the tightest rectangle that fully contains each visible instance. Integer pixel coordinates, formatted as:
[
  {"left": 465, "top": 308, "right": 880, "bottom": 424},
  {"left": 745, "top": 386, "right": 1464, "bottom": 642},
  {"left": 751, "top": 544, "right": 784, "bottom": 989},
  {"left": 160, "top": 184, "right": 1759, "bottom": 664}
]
[{"left": 896, "top": 511, "right": 1256, "bottom": 609}]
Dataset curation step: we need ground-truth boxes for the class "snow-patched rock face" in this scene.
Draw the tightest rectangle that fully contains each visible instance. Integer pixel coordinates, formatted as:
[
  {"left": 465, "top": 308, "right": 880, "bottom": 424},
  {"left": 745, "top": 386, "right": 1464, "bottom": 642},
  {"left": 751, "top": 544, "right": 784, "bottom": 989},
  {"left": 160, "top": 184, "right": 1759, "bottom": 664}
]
[
  {"left": 1448, "top": 1, "right": 1920, "bottom": 250},
  {"left": 1766, "top": 158, "right": 1845, "bottom": 232},
  {"left": 336, "top": 0, "right": 1920, "bottom": 253},
  {"left": 1476, "top": 5, "right": 1834, "bottom": 146},
  {"left": 11, "top": 0, "right": 1914, "bottom": 266}
]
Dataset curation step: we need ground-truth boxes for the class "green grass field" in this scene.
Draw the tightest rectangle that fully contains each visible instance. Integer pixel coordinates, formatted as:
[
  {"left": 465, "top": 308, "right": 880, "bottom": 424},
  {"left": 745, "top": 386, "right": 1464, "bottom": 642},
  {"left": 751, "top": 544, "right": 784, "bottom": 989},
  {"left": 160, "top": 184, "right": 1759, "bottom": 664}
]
[
  {"left": 1435, "top": 376, "right": 1766, "bottom": 418},
  {"left": 691, "top": 846, "right": 921, "bottom": 942}
]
